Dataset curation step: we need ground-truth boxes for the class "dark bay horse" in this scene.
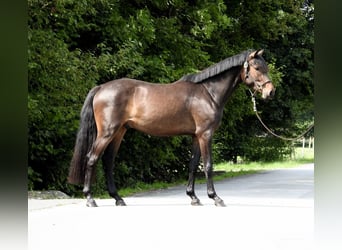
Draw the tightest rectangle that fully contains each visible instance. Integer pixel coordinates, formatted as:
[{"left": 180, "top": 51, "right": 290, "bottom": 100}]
[{"left": 68, "top": 49, "right": 275, "bottom": 207}]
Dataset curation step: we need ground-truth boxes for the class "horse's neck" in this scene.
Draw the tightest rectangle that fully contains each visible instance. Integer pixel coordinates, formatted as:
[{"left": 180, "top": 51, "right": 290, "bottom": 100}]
[{"left": 203, "top": 68, "right": 241, "bottom": 109}]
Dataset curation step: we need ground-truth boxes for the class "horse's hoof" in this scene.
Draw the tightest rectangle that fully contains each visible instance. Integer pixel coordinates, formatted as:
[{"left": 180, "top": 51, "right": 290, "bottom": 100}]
[
  {"left": 116, "top": 199, "right": 127, "bottom": 206},
  {"left": 214, "top": 199, "right": 226, "bottom": 207},
  {"left": 191, "top": 199, "right": 203, "bottom": 206},
  {"left": 86, "top": 200, "right": 98, "bottom": 207}
]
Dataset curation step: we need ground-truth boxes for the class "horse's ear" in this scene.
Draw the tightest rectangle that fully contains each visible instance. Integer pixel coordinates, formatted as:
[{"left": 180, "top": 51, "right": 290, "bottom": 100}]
[
  {"left": 248, "top": 49, "right": 264, "bottom": 60},
  {"left": 256, "top": 49, "right": 264, "bottom": 56},
  {"left": 248, "top": 50, "right": 258, "bottom": 60}
]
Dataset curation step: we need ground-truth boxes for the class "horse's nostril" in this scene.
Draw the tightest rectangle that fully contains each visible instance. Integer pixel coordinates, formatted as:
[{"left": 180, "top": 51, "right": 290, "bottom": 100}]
[{"left": 270, "top": 89, "right": 275, "bottom": 97}]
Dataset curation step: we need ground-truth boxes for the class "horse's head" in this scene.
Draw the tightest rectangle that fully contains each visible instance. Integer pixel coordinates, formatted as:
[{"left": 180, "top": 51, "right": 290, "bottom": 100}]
[{"left": 241, "top": 49, "right": 275, "bottom": 99}]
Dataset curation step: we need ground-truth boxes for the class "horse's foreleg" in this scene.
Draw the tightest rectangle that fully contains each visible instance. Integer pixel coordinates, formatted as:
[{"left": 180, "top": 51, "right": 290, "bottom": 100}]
[
  {"left": 186, "top": 137, "right": 202, "bottom": 206},
  {"left": 199, "top": 132, "right": 225, "bottom": 207},
  {"left": 102, "top": 128, "right": 127, "bottom": 206}
]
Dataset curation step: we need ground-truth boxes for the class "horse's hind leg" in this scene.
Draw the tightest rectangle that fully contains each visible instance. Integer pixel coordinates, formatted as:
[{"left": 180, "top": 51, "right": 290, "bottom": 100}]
[
  {"left": 102, "top": 127, "right": 127, "bottom": 206},
  {"left": 83, "top": 135, "right": 114, "bottom": 207},
  {"left": 186, "top": 137, "right": 202, "bottom": 205}
]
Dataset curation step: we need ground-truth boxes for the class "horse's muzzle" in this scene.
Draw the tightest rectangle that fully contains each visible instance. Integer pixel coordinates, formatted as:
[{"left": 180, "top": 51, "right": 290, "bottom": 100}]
[
  {"left": 262, "top": 81, "right": 275, "bottom": 99},
  {"left": 262, "top": 85, "right": 276, "bottom": 100}
]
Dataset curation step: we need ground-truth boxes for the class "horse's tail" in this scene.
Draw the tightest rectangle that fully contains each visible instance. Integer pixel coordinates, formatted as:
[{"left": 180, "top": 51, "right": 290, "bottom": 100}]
[{"left": 68, "top": 85, "right": 101, "bottom": 185}]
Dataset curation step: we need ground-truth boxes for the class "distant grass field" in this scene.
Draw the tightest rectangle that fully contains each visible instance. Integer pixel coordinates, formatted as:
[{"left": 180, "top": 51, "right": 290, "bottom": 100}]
[
  {"left": 114, "top": 147, "right": 314, "bottom": 198},
  {"left": 292, "top": 146, "right": 314, "bottom": 160},
  {"left": 216, "top": 147, "right": 314, "bottom": 172}
]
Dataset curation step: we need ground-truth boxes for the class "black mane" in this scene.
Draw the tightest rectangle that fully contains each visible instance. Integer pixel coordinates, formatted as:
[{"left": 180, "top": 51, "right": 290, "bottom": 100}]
[{"left": 180, "top": 50, "right": 253, "bottom": 83}]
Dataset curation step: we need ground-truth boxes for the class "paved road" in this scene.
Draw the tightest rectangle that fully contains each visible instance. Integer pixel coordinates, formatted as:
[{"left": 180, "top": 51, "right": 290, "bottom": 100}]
[{"left": 28, "top": 164, "right": 314, "bottom": 250}]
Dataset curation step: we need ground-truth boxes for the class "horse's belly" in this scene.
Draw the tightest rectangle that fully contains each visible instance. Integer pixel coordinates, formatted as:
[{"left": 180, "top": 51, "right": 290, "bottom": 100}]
[{"left": 127, "top": 112, "right": 195, "bottom": 136}]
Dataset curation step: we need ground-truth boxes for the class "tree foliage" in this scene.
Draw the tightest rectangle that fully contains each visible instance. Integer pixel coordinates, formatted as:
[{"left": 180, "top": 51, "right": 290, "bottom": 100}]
[{"left": 28, "top": 0, "right": 314, "bottom": 194}]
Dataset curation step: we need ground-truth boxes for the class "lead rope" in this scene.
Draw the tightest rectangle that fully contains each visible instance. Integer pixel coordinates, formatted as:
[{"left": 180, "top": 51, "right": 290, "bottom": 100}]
[{"left": 249, "top": 90, "right": 314, "bottom": 141}]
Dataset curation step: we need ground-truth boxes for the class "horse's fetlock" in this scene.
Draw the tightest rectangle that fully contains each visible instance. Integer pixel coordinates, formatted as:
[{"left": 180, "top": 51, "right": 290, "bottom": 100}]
[
  {"left": 186, "top": 189, "right": 194, "bottom": 196},
  {"left": 208, "top": 191, "right": 216, "bottom": 199}
]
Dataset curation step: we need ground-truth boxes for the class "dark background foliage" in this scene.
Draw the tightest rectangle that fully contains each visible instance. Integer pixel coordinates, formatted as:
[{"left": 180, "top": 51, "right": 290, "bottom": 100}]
[{"left": 28, "top": 0, "right": 314, "bottom": 195}]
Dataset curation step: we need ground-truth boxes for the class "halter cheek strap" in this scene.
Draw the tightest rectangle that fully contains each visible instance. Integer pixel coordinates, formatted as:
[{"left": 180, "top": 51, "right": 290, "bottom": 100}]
[{"left": 243, "top": 61, "right": 249, "bottom": 80}]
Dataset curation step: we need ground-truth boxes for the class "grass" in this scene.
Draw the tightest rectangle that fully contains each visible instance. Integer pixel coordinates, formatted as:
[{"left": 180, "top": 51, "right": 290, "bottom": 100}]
[
  {"left": 291, "top": 146, "right": 314, "bottom": 161},
  {"left": 112, "top": 147, "right": 314, "bottom": 198}
]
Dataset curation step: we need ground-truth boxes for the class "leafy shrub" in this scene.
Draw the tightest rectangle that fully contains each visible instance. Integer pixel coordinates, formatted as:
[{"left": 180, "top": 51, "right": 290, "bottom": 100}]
[{"left": 242, "top": 137, "right": 292, "bottom": 162}]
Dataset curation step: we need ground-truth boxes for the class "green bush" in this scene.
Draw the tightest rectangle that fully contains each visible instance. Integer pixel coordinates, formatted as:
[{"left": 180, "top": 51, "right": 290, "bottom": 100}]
[{"left": 242, "top": 137, "right": 292, "bottom": 162}]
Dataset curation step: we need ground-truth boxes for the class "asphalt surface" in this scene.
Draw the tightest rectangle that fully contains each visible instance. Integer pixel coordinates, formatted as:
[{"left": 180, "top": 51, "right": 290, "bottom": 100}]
[{"left": 28, "top": 163, "right": 314, "bottom": 250}]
